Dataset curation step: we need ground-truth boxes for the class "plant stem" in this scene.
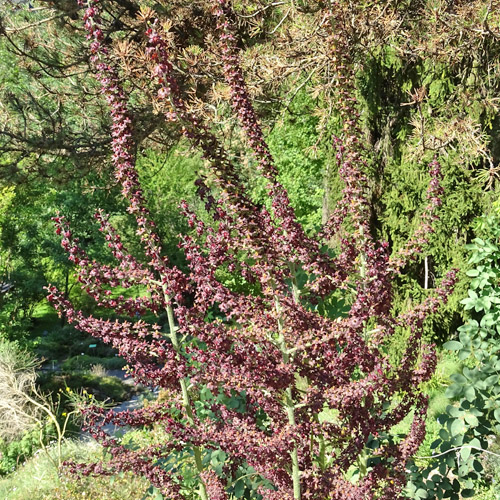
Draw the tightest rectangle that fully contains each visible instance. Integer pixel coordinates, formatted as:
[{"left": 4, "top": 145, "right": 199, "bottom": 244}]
[
  {"left": 22, "top": 391, "right": 63, "bottom": 466},
  {"left": 424, "top": 255, "right": 429, "bottom": 289},
  {"left": 284, "top": 386, "right": 301, "bottom": 500},
  {"left": 275, "top": 296, "right": 301, "bottom": 500},
  {"left": 165, "top": 298, "right": 208, "bottom": 500}
]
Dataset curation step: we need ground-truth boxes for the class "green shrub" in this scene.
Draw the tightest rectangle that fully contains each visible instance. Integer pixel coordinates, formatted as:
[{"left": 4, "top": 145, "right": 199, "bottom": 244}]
[
  {"left": 0, "top": 424, "right": 54, "bottom": 476},
  {"left": 38, "top": 372, "right": 130, "bottom": 403},
  {"left": 34, "top": 326, "right": 117, "bottom": 361},
  {"left": 61, "top": 355, "right": 126, "bottom": 372},
  {"left": 407, "top": 207, "right": 500, "bottom": 499}
]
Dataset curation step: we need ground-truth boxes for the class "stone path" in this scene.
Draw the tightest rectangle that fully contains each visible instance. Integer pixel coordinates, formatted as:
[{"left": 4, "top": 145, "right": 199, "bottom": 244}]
[{"left": 80, "top": 368, "right": 157, "bottom": 438}]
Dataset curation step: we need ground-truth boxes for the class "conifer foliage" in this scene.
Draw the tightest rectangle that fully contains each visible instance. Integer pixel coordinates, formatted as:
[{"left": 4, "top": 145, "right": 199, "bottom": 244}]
[{"left": 47, "top": 1, "right": 457, "bottom": 498}]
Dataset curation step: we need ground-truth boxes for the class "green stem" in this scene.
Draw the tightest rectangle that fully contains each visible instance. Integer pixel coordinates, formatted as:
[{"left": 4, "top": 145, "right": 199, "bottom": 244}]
[
  {"left": 313, "top": 413, "right": 326, "bottom": 471},
  {"left": 284, "top": 386, "right": 301, "bottom": 500},
  {"left": 165, "top": 297, "right": 208, "bottom": 500},
  {"left": 274, "top": 296, "right": 301, "bottom": 500},
  {"left": 319, "top": 436, "right": 326, "bottom": 470}
]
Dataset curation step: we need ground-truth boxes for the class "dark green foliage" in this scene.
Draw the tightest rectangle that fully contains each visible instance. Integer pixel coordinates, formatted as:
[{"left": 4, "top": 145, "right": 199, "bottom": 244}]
[
  {"left": 0, "top": 168, "right": 127, "bottom": 342},
  {"left": 33, "top": 325, "right": 116, "bottom": 361},
  {"left": 266, "top": 93, "right": 325, "bottom": 232},
  {"left": 324, "top": 31, "right": 499, "bottom": 345},
  {"left": 382, "top": 155, "right": 484, "bottom": 344}
]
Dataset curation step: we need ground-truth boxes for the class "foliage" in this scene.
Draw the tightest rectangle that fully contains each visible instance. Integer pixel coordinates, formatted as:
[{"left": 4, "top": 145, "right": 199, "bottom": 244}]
[
  {"left": 0, "top": 339, "right": 77, "bottom": 474},
  {"left": 0, "top": 424, "right": 55, "bottom": 476},
  {"left": 0, "top": 167, "right": 129, "bottom": 342},
  {"left": 0, "top": 0, "right": 291, "bottom": 183},
  {"left": 136, "top": 146, "right": 202, "bottom": 269},
  {"left": 33, "top": 324, "right": 116, "bottom": 361},
  {"left": 407, "top": 208, "right": 500, "bottom": 499},
  {"left": 256, "top": 91, "right": 325, "bottom": 233},
  {"left": 0, "top": 5, "right": 108, "bottom": 183},
  {"left": 38, "top": 371, "right": 130, "bottom": 404},
  {"left": 320, "top": 0, "right": 500, "bottom": 345},
  {"left": 0, "top": 439, "right": 157, "bottom": 500},
  {"left": 2, "top": 0, "right": 499, "bottom": 352},
  {"left": 60, "top": 355, "right": 126, "bottom": 372}
]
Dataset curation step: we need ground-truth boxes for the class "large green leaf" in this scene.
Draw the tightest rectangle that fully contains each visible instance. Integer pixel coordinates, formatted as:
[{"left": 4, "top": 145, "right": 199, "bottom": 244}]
[{"left": 443, "top": 341, "right": 463, "bottom": 351}]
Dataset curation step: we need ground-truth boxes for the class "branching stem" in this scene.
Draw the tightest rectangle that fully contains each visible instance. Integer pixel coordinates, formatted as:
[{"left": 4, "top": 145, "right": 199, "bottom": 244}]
[
  {"left": 275, "top": 296, "right": 301, "bottom": 500},
  {"left": 165, "top": 293, "right": 208, "bottom": 500}
]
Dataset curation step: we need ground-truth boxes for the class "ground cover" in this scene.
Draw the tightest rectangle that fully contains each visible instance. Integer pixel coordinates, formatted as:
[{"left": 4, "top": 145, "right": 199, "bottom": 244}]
[{"left": 0, "top": 439, "right": 157, "bottom": 500}]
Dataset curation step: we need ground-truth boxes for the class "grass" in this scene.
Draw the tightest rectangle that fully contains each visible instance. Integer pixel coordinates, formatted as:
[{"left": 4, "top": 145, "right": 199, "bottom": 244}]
[
  {"left": 0, "top": 439, "right": 157, "bottom": 500},
  {"left": 30, "top": 301, "right": 59, "bottom": 333}
]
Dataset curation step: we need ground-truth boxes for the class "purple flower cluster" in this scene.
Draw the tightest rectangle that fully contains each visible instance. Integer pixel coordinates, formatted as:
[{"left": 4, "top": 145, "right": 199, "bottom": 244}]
[{"left": 46, "top": 2, "right": 457, "bottom": 499}]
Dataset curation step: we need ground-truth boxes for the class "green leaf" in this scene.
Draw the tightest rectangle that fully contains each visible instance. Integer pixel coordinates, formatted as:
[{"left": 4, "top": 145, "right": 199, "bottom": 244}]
[
  {"left": 445, "top": 384, "right": 462, "bottom": 398},
  {"left": 464, "top": 414, "right": 478, "bottom": 427},
  {"left": 480, "top": 313, "right": 496, "bottom": 327},
  {"left": 460, "top": 298, "right": 475, "bottom": 310},
  {"left": 233, "top": 480, "right": 245, "bottom": 498},
  {"left": 472, "top": 459, "right": 483, "bottom": 473},
  {"left": 415, "top": 488, "right": 428, "bottom": 498},
  {"left": 459, "top": 332, "right": 471, "bottom": 347},
  {"left": 443, "top": 341, "right": 463, "bottom": 351},
  {"left": 450, "top": 373, "right": 467, "bottom": 384},
  {"left": 450, "top": 419, "right": 465, "bottom": 436},
  {"left": 469, "top": 438, "right": 481, "bottom": 449},
  {"left": 464, "top": 385, "right": 476, "bottom": 402},
  {"left": 439, "top": 429, "right": 449, "bottom": 440},
  {"left": 464, "top": 478, "right": 474, "bottom": 489},
  {"left": 430, "top": 439, "right": 441, "bottom": 450},
  {"left": 494, "top": 408, "right": 500, "bottom": 422},
  {"left": 447, "top": 406, "right": 462, "bottom": 418},
  {"left": 460, "top": 446, "right": 472, "bottom": 462},
  {"left": 441, "top": 476, "right": 452, "bottom": 490}
]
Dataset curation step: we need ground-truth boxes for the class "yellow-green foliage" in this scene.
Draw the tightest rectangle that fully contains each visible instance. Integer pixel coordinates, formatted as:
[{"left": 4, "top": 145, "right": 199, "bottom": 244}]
[{"left": 0, "top": 439, "right": 155, "bottom": 500}]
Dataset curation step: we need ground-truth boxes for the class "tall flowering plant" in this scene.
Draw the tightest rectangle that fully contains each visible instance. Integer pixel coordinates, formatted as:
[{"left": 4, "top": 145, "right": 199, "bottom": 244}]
[{"left": 46, "top": 1, "right": 457, "bottom": 498}]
